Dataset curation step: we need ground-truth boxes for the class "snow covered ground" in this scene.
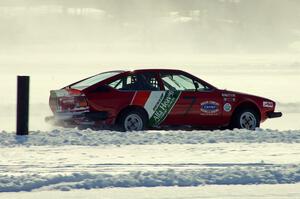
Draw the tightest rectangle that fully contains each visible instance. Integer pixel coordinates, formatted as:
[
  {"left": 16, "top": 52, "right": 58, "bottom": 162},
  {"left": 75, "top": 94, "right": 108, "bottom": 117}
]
[
  {"left": 0, "top": 129, "right": 300, "bottom": 195},
  {"left": 1, "top": 128, "right": 300, "bottom": 146},
  {"left": 1, "top": 184, "right": 300, "bottom": 199}
]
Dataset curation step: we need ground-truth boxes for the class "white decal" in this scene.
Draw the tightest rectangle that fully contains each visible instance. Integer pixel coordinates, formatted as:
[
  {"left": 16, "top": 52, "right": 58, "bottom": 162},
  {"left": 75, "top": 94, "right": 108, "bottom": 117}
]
[
  {"left": 223, "top": 97, "right": 236, "bottom": 102},
  {"left": 144, "top": 91, "right": 165, "bottom": 118},
  {"left": 222, "top": 93, "right": 236, "bottom": 97},
  {"left": 263, "top": 101, "right": 273, "bottom": 108}
]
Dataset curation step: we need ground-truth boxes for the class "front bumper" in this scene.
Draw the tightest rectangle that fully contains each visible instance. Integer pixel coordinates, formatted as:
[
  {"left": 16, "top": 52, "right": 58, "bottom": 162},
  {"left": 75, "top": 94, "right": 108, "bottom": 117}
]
[{"left": 267, "top": 111, "right": 282, "bottom": 118}]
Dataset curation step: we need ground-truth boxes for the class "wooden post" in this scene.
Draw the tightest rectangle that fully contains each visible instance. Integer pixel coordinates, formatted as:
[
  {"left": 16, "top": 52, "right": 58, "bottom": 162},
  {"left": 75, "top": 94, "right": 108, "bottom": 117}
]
[{"left": 16, "top": 76, "right": 30, "bottom": 135}]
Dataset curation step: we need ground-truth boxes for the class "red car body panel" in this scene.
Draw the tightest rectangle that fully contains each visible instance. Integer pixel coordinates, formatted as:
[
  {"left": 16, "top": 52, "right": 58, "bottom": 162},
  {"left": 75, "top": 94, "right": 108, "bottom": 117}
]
[{"left": 48, "top": 69, "right": 280, "bottom": 129}]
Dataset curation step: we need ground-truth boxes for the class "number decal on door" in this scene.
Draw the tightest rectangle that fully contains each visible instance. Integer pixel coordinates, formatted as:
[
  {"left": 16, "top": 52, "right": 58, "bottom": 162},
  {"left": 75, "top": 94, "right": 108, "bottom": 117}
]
[{"left": 183, "top": 96, "right": 197, "bottom": 115}]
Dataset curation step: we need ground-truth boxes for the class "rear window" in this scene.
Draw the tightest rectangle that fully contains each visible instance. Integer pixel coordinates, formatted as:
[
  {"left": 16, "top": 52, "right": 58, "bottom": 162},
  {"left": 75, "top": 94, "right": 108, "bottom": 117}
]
[{"left": 71, "top": 71, "right": 122, "bottom": 90}]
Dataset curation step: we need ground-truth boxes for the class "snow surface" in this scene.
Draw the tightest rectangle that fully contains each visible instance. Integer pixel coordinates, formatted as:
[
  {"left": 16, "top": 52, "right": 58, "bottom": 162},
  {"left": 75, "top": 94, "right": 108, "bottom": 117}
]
[
  {"left": 1, "top": 165, "right": 300, "bottom": 192},
  {"left": 0, "top": 129, "right": 300, "bottom": 193},
  {"left": 2, "top": 184, "right": 300, "bottom": 199},
  {"left": 1, "top": 128, "right": 300, "bottom": 147}
]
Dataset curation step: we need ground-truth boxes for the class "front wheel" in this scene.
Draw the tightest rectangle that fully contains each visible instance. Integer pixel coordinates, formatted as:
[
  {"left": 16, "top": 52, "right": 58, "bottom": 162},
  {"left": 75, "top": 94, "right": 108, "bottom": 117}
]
[
  {"left": 119, "top": 110, "right": 147, "bottom": 131},
  {"left": 231, "top": 109, "right": 260, "bottom": 130}
]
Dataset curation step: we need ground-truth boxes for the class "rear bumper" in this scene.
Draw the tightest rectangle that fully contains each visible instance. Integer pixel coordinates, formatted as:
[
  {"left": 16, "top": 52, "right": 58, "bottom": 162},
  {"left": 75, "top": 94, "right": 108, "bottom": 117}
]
[
  {"left": 267, "top": 111, "right": 282, "bottom": 118},
  {"left": 82, "top": 111, "right": 108, "bottom": 121},
  {"left": 46, "top": 111, "right": 108, "bottom": 124}
]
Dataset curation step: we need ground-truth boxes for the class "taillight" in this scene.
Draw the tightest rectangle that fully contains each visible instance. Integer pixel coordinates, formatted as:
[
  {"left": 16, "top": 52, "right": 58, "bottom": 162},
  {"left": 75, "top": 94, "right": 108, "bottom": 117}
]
[
  {"left": 49, "top": 89, "right": 89, "bottom": 113},
  {"left": 75, "top": 96, "right": 88, "bottom": 108}
]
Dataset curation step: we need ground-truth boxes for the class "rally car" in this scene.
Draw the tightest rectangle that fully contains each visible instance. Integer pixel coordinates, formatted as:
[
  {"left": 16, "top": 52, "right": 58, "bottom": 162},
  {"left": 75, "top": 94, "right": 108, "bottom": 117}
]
[{"left": 46, "top": 69, "right": 282, "bottom": 131}]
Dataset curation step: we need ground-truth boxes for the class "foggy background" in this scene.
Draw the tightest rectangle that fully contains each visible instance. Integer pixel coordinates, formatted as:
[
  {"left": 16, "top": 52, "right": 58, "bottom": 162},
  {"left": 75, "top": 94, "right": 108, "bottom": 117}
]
[
  {"left": 0, "top": 0, "right": 300, "bottom": 131},
  {"left": 1, "top": 0, "right": 300, "bottom": 54}
]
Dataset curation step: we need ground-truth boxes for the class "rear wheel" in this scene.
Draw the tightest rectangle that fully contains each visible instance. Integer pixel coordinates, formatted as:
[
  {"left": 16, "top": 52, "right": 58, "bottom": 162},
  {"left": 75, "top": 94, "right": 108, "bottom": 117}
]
[
  {"left": 119, "top": 109, "right": 147, "bottom": 131},
  {"left": 231, "top": 109, "right": 260, "bottom": 130}
]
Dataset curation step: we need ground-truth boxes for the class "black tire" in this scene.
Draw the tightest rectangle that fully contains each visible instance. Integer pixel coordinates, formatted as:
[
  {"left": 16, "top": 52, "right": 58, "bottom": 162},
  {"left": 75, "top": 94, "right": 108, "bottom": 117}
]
[
  {"left": 231, "top": 108, "right": 260, "bottom": 130},
  {"left": 118, "top": 109, "right": 148, "bottom": 131}
]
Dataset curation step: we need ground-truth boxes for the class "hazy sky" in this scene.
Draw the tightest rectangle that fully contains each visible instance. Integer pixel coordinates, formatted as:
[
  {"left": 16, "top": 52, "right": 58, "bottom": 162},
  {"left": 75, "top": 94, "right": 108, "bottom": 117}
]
[{"left": 0, "top": 0, "right": 300, "bottom": 55}]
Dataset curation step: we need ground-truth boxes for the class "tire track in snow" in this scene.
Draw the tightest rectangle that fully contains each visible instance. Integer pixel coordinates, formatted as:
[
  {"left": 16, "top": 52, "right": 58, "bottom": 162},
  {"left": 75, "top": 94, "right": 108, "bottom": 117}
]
[{"left": 1, "top": 164, "right": 300, "bottom": 192}]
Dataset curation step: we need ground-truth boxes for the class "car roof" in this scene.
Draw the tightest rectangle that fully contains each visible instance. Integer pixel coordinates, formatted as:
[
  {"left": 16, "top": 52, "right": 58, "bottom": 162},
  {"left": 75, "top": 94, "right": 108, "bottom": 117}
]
[
  {"left": 81, "top": 68, "right": 217, "bottom": 91},
  {"left": 128, "top": 69, "right": 184, "bottom": 73}
]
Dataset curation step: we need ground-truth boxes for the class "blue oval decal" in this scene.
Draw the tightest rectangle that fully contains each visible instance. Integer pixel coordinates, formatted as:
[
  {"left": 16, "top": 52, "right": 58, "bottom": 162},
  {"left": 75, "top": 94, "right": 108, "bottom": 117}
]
[
  {"left": 202, "top": 104, "right": 217, "bottom": 110},
  {"left": 200, "top": 101, "right": 220, "bottom": 114}
]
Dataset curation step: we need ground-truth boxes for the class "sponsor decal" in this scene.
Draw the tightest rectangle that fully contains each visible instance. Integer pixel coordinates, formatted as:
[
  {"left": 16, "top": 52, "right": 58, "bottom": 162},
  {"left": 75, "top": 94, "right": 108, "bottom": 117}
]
[
  {"left": 200, "top": 101, "right": 220, "bottom": 115},
  {"left": 222, "top": 93, "right": 236, "bottom": 102},
  {"left": 222, "top": 93, "right": 236, "bottom": 97},
  {"left": 263, "top": 101, "right": 274, "bottom": 108},
  {"left": 223, "top": 97, "right": 236, "bottom": 102},
  {"left": 131, "top": 91, "right": 181, "bottom": 126},
  {"left": 148, "top": 91, "right": 181, "bottom": 126},
  {"left": 223, "top": 103, "right": 232, "bottom": 112}
]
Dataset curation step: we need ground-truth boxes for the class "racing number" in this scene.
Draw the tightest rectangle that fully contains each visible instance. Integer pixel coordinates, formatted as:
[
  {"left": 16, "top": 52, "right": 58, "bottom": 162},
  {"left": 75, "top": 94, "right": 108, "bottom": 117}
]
[{"left": 183, "top": 96, "right": 197, "bottom": 115}]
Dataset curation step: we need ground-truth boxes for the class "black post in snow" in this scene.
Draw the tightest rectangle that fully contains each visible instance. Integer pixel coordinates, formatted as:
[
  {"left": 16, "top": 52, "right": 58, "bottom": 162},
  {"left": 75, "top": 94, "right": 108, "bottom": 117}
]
[{"left": 16, "top": 76, "right": 30, "bottom": 135}]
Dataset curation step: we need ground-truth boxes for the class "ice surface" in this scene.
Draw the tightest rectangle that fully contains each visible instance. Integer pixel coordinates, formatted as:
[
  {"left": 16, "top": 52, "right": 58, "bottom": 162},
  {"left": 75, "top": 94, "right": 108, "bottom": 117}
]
[
  {"left": 2, "top": 184, "right": 300, "bottom": 199},
  {"left": 0, "top": 134, "right": 300, "bottom": 192},
  {"left": 1, "top": 144, "right": 300, "bottom": 176}
]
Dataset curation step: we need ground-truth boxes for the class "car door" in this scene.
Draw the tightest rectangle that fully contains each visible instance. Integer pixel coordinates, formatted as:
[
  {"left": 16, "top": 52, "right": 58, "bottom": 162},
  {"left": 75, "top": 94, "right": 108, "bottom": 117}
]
[{"left": 159, "top": 72, "right": 224, "bottom": 127}]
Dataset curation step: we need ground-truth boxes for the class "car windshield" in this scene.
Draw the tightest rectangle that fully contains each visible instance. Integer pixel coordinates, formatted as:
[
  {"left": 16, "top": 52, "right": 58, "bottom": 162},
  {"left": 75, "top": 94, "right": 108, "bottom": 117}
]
[{"left": 71, "top": 71, "right": 122, "bottom": 90}]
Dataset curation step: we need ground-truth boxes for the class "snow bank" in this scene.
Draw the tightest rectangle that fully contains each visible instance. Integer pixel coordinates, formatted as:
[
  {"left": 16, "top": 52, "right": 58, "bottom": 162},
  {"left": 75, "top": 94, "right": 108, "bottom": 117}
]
[
  {"left": 1, "top": 164, "right": 300, "bottom": 192},
  {"left": 1, "top": 128, "right": 300, "bottom": 147}
]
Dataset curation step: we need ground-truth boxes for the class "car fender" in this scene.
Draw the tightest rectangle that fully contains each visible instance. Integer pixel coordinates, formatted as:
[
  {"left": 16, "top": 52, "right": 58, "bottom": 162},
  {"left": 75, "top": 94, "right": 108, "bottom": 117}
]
[{"left": 231, "top": 98, "right": 262, "bottom": 122}]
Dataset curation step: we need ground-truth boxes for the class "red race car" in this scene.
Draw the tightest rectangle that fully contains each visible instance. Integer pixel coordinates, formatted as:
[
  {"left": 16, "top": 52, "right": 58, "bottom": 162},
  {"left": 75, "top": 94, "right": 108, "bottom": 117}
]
[{"left": 47, "top": 69, "right": 282, "bottom": 131}]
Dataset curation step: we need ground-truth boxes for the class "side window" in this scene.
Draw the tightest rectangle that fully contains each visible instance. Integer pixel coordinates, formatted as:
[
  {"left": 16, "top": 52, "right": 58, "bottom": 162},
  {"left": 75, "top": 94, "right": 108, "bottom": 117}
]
[
  {"left": 108, "top": 73, "right": 160, "bottom": 91},
  {"left": 161, "top": 73, "right": 205, "bottom": 91},
  {"left": 108, "top": 75, "right": 136, "bottom": 90},
  {"left": 108, "top": 78, "right": 123, "bottom": 90}
]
